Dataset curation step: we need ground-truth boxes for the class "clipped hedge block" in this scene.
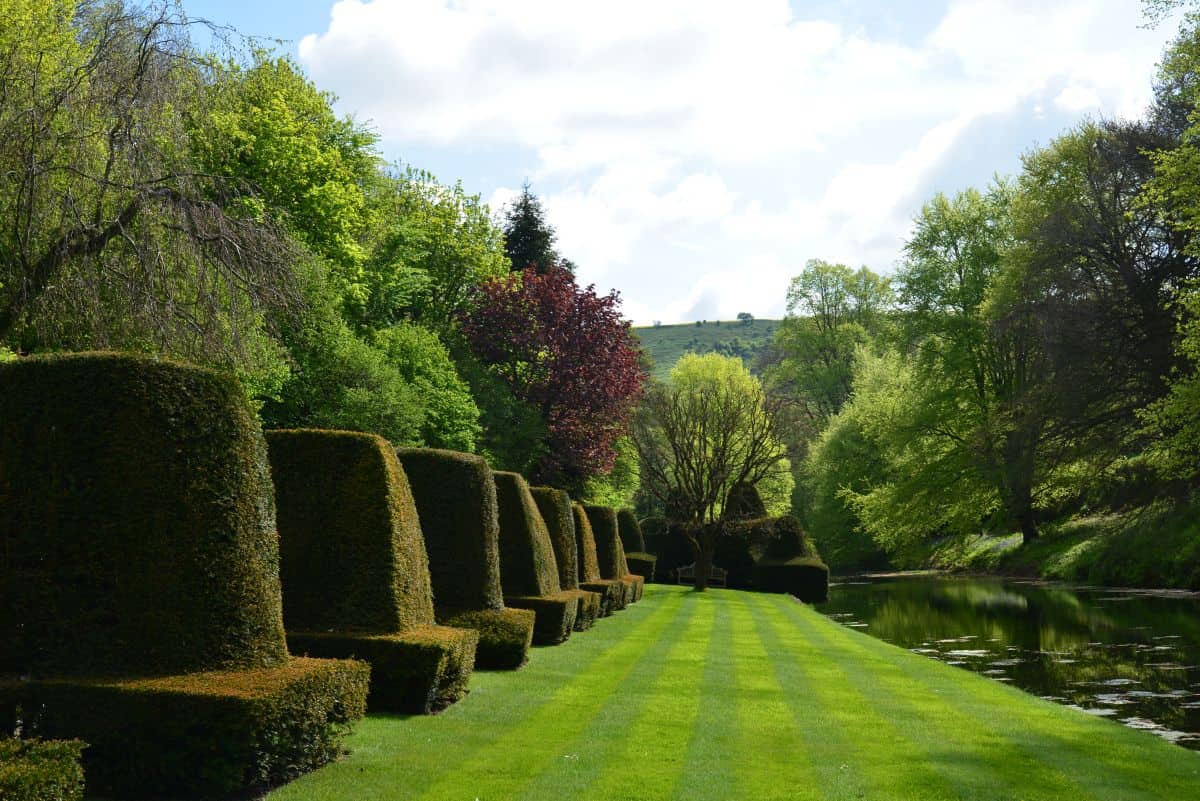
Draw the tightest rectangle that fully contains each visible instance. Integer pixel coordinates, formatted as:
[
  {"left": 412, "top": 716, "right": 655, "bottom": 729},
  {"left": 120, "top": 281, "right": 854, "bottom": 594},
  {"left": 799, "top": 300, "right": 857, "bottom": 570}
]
[
  {"left": 753, "top": 557, "right": 830, "bottom": 603},
  {"left": 619, "top": 574, "right": 644, "bottom": 605},
  {"left": 569, "top": 589, "right": 602, "bottom": 631},
  {"left": 0, "top": 738, "right": 85, "bottom": 801},
  {"left": 717, "top": 515, "right": 818, "bottom": 589},
  {"left": 626, "top": 552, "right": 657, "bottom": 583},
  {"left": 573, "top": 503, "right": 603, "bottom": 583},
  {"left": 531, "top": 487, "right": 579, "bottom": 590},
  {"left": 617, "top": 509, "right": 647, "bottom": 553},
  {"left": 266, "top": 429, "right": 435, "bottom": 634},
  {"left": 584, "top": 505, "right": 630, "bottom": 581},
  {"left": 287, "top": 626, "right": 476, "bottom": 714},
  {"left": 581, "top": 580, "right": 624, "bottom": 615},
  {"left": 505, "top": 591, "right": 578, "bottom": 646},
  {"left": 395, "top": 448, "right": 504, "bottom": 612},
  {"left": 0, "top": 352, "right": 287, "bottom": 678},
  {"left": 724, "top": 481, "right": 767, "bottom": 519},
  {"left": 1, "top": 658, "right": 369, "bottom": 799},
  {"left": 438, "top": 608, "right": 535, "bottom": 671},
  {"left": 493, "top": 472, "right": 561, "bottom": 598}
]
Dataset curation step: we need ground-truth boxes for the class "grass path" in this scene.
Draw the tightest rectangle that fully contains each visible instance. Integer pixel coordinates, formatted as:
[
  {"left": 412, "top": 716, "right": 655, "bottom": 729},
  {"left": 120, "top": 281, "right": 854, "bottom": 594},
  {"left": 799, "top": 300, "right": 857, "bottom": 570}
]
[{"left": 268, "top": 585, "right": 1200, "bottom": 801}]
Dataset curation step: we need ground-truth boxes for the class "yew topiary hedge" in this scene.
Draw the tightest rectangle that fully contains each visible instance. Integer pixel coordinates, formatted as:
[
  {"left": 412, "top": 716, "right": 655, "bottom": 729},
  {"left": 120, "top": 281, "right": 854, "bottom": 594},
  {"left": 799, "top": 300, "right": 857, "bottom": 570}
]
[
  {"left": 617, "top": 509, "right": 657, "bottom": 582},
  {"left": 573, "top": 503, "right": 624, "bottom": 614},
  {"left": 585, "top": 505, "right": 642, "bottom": 604},
  {"left": 267, "top": 429, "right": 476, "bottom": 713},
  {"left": 531, "top": 487, "right": 601, "bottom": 631},
  {"left": 396, "top": 448, "right": 535, "bottom": 669},
  {"left": 0, "top": 353, "right": 367, "bottom": 798},
  {"left": 493, "top": 472, "right": 578, "bottom": 644},
  {"left": 752, "top": 557, "right": 830, "bottom": 603},
  {"left": 716, "top": 515, "right": 817, "bottom": 589}
]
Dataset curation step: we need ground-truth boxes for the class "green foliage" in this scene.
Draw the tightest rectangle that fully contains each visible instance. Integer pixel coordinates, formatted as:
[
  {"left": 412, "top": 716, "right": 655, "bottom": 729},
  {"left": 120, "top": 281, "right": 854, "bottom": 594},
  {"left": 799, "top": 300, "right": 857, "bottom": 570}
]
[
  {"left": 530, "top": 487, "right": 580, "bottom": 590},
  {"left": 625, "top": 553, "right": 658, "bottom": 582},
  {"left": 395, "top": 448, "right": 505, "bottom": 613},
  {"left": 503, "top": 592, "right": 579, "bottom": 645},
  {"left": 361, "top": 167, "right": 508, "bottom": 331},
  {"left": 493, "top": 472, "right": 562, "bottom": 598},
  {"left": 0, "top": 738, "right": 85, "bottom": 801},
  {"left": 570, "top": 589, "right": 603, "bottom": 631},
  {"left": 723, "top": 482, "right": 767, "bottom": 520},
  {"left": 2, "top": 658, "right": 369, "bottom": 799},
  {"left": 752, "top": 557, "right": 830, "bottom": 603},
  {"left": 437, "top": 608, "right": 535, "bottom": 670},
  {"left": 265, "top": 429, "right": 436, "bottom": 634},
  {"left": 714, "top": 516, "right": 818, "bottom": 589},
  {"left": 573, "top": 503, "right": 624, "bottom": 613},
  {"left": 502, "top": 182, "right": 559, "bottom": 274},
  {"left": 287, "top": 627, "right": 476, "bottom": 714},
  {"left": 581, "top": 436, "right": 640, "bottom": 508},
  {"left": 0, "top": 352, "right": 287, "bottom": 677},
  {"left": 1141, "top": 284, "right": 1200, "bottom": 478},
  {"left": 371, "top": 323, "right": 481, "bottom": 451}
]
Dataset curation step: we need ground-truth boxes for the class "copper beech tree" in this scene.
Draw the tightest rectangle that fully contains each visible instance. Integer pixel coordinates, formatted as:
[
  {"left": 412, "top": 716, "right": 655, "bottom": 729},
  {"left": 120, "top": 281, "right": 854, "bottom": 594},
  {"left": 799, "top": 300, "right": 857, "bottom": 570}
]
[{"left": 461, "top": 266, "right": 646, "bottom": 488}]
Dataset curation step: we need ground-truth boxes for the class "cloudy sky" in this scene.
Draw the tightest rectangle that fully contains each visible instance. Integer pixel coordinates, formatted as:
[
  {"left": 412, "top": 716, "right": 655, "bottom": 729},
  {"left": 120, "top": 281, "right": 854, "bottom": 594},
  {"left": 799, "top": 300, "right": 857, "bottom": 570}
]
[{"left": 186, "top": 0, "right": 1182, "bottom": 324}]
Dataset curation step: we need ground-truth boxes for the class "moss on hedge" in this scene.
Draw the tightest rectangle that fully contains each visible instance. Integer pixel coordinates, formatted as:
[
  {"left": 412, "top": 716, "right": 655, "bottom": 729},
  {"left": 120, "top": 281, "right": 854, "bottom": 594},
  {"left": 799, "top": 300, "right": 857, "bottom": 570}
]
[
  {"left": 395, "top": 448, "right": 504, "bottom": 612},
  {"left": 438, "top": 608, "right": 535, "bottom": 670},
  {"left": 531, "top": 487, "right": 579, "bottom": 591},
  {"left": 617, "top": 509, "right": 647, "bottom": 553},
  {"left": 0, "top": 658, "right": 369, "bottom": 799},
  {"left": 493, "top": 472, "right": 561, "bottom": 598},
  {"left": 0, "top": 352, "right": 288, "bottom": 678},
  {"left": 0, "top": 738, "right": 85, "bottom": 801},
  {"left": 584, "top": 505, "right": 630, "bottom": 581},
  {"left": 267, "top": 429, "right": 435, "bottom": 634},
  {"left": 287, "top": 626, "right": 476, "bottom": 713},
  {"left": 753, "top": 557, "right": 830, "bottom": 603}
]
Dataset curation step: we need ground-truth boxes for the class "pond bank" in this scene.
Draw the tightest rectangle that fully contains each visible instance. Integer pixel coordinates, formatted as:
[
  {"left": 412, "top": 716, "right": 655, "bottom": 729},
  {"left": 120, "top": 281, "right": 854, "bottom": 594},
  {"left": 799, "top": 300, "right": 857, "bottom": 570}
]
[{"left": 898, "top": 500, "right": 1200, "bottom": 591}]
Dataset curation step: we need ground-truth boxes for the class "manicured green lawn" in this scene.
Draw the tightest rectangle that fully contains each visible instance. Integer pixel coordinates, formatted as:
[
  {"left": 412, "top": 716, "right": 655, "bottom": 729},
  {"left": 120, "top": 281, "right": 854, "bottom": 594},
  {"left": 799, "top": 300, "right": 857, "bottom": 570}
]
[{"left": 269, "top": 585, "right": 1200, "bottom": 801}]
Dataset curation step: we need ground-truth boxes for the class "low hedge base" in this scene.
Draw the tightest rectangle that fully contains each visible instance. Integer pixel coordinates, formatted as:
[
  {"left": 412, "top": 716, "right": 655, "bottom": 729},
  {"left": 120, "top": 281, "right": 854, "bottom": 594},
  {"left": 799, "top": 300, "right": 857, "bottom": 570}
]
[
  {"left": 287, "top": 625, "right": 476, "bottom": 714},
  {"left": 439, "top": 608, "right": 535, "bottom": 670},
  {"left": 570, "top": 589, "right": 603, "bottom": 631},
  {"left": 0, "top": 738, "right": 85, "bottom": 801},
  {"left": 504, "top": 591, "right": 579, "bottom": 645},
  {"left": 625, "top": 552, "right": 657, "bottom": 583},
  {"left": 753, "top": 557, "right": 830, "bottom": 603},
  {"left": 581, "top": 580, "right": 625, "bottom": 615},
  {"left": 619, "top": 574, "right": 644, "bottom": 604},
  {"left": 0, "top": 658, "right": 368, "bottom": 799}
]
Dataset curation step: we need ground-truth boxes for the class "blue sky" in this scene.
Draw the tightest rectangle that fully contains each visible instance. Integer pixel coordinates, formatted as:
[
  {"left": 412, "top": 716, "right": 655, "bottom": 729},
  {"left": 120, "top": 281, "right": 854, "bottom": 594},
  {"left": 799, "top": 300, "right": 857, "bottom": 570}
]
[{"left": 184, "top": 0, "right": 1182, "bottom": 324}]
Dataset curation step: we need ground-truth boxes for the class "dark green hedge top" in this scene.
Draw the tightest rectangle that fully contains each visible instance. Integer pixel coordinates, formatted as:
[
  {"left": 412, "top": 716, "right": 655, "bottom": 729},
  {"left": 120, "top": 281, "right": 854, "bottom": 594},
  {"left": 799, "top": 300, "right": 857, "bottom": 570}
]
[
  {"left": 723, "top": 481, "right": 767, "bottom": 520},
  {"left": 395, "top": 447, "right": 503, "bottom": 611},
  {"left": 584, "top": 505, "right": 629, "bottom": 580},
  {"left": 0, "top": 352, "right": 288, "bottom": 677},
  {"left": 266, "top": 429, "right": 436, "bottom": 634},
  {"left": 727, "top": 515, "right": 818, "bottom": 561},
  {"left": 531, "top": 487, "right": 578, "bottom": 590},
  {"left": 616, "top": 508, "right": 646, "bottom": 553},
  {"left": 572, "top": 503, "right": 602, "bottom": 583},
  {"left": 493, "top": 472, "right": 561, "bottom": 597}
]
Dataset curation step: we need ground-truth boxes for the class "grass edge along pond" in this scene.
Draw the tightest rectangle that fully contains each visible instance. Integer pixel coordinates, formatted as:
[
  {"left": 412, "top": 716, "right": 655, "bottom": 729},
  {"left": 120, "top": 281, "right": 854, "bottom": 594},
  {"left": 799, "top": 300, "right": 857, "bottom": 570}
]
[{"left": 267, "top": 585, "right": 1200, "bottom": 801}]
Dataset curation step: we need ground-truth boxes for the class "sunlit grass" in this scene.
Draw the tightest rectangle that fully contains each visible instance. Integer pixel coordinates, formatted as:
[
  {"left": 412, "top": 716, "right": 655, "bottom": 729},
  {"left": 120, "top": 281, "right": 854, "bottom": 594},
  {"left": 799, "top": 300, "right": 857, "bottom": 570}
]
[{"left": 267, "top": 585, "right": 1200, "bottom": 801}]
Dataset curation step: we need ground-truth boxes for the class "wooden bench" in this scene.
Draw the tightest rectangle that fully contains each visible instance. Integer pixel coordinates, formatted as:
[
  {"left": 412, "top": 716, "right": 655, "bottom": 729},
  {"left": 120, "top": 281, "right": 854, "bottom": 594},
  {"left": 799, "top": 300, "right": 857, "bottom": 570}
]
[{"left": 676, "top": 562, "right": 728, "bottom": 588}]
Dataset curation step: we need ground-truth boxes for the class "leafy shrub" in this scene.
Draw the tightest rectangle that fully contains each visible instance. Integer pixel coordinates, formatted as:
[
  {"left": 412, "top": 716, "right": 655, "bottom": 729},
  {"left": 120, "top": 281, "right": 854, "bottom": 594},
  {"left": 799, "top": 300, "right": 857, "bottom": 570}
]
[
  {"left": 1, "top": 659, "right": 369, "bottom": 799},
  {"left": 0, "top": 352, "right": 287, "bottom": 677},
  {"left": 753, "top": 557, "right": 830, "bottom": 603},
  {"left": 267, "top": 429, "right": 476, "bottom": 712},
  {"left": 0, "top": 738, "right": 85, "bottom": 801},
  {"left": 439, "top": 609, "right": 535, "bottom": 670}
]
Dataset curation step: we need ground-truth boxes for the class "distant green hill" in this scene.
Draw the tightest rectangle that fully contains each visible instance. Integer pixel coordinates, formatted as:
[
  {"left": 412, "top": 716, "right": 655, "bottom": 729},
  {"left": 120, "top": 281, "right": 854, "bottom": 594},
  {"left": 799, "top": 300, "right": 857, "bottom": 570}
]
[{"left": 632, "top": 318, "right": 781, "bottom": 380}]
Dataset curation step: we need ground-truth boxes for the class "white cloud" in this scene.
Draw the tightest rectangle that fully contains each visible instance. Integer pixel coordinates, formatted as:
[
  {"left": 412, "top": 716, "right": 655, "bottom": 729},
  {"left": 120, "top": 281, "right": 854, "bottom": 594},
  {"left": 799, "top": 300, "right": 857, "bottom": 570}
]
[{"left": 298, "top": 0, "right": 1179, "bottom": 324}]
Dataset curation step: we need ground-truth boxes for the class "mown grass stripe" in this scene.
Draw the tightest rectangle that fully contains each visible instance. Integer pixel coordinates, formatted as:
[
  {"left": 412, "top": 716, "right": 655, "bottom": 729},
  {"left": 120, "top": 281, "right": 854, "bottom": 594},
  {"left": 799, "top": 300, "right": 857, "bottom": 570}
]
[
  {"left": 530, "top": 592, "right": 717, "bottom": 801},
  {"left": 410, "top": 587, "right": 692, "bottom": 801},
  {"left": 744, "top": 595, "right": 962, "bottom": 800},
  {"left": 778, "top": 597, "right": 1200, "bottom": 801},
  {"left": 764, "top": 594, "right": 1091, "bottom": 801},
  {"left": 674, "top": 593, "right": 740, "bottom": 799},
  {"left": 725, "top": 591, "right": 824, "bottom": 801},
  {"left": 268, "top": 587, "right": 686, "bottom": 801}
]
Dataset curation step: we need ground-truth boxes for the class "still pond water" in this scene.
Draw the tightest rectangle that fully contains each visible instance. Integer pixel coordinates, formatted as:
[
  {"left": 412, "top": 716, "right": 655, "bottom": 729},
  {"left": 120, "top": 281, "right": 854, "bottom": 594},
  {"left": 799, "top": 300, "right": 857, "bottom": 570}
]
[{"left": 817, "top": 574, "right": 1200, "bottom": 748}]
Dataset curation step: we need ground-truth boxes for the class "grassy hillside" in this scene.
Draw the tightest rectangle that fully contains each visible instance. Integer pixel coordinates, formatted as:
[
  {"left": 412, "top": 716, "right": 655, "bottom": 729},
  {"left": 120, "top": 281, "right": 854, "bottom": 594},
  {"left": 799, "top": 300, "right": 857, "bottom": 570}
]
[
  {"left": 633, "top": 319, "right": 781, "bottom": 380},
  {"left": 269, "top": 585, "right": 1200, "bottom": 801}
]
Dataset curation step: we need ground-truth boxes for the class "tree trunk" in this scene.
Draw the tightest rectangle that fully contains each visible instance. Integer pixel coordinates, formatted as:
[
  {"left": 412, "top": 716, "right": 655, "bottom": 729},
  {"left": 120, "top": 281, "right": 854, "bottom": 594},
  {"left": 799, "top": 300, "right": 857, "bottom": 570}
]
[{"left": 693, "top": 523, "right": 719, "bottom": 593}]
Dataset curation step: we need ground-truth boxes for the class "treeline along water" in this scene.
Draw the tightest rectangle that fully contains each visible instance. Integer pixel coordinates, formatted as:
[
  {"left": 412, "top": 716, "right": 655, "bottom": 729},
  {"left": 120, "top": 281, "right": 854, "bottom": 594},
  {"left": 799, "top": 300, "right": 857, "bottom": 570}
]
[{"left": 818, "top": 575, "right": 1200, "bottom": 748}]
